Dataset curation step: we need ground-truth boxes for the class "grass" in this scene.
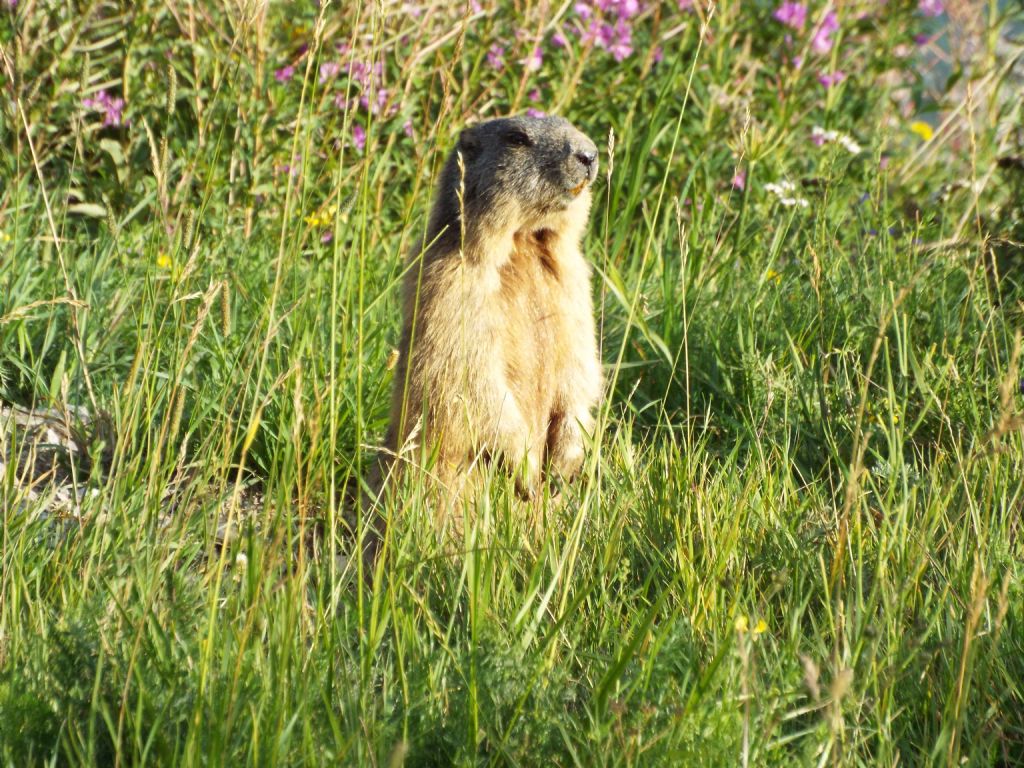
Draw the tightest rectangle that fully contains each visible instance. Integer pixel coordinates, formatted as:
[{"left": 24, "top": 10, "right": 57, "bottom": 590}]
[{"left": 2, "top": 0, "right": 1024, "bottom": 764}]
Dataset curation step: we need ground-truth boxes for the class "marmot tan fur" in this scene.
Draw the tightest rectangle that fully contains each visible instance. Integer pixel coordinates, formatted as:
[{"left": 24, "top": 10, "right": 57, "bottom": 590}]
[{"left": 367, "top": 114, "right": 602, "bottom": 529}]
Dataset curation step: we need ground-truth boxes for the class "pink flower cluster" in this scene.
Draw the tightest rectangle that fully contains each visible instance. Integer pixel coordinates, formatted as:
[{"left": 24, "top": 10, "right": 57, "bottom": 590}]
[
  {"left": 772, "top": 4, "right": 839, "bottom": 54},
  {"left": 527, "top": 87, "right": 546, "bottom": 118},
  {"left": 577, "top": 0, "right": 641, "bottom": 18},
  {"left": 276, "top": 47, "right": 406, "bottom": 152},
  {"left": 810, "top": 11, "right": 839, "bottom": 54},
  {"left": 82, "top": 90, "right": 125, "bottom": 127},
  {"left": 773, "top": 2, "right": 806, "bottom": 29},
  {"left": 351, "top": 124, "right": 366, "bottom": 152},
  {"left": 523, "top": 46, "right": 544, "bottom": 71},
  {"left": 487, "top": 44, "right": 505, "bottom": 70},
  {"left": 818, "top": 70, "right": 846, "bottom": 88},
  {"left": 772, "top": 4, "right": 846, "bottom": 87},
  {"left": 572, "top": 0, "right": 641, "bottom": 61},
  {"left": 318, "top": 62, "right": 340, "bottom": 82},
  {"left": 275, "top": 50, "right": 394, "bottom": 117}
]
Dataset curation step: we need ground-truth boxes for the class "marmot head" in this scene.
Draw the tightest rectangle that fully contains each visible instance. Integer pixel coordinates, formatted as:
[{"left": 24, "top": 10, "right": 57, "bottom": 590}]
[{"left": 430, "top": 115, "right": 599, "bottom": 243}]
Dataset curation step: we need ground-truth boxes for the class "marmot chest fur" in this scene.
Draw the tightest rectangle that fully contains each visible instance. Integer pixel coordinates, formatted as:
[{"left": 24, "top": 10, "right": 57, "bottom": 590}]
[{"left": 385, "top": 114, "right": 602, "bottom": 497}]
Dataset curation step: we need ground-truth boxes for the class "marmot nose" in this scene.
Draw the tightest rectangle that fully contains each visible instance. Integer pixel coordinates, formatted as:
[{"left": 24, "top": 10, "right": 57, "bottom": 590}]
[{"left": 574, "top": 150, "right": 597, "bottom": 171}]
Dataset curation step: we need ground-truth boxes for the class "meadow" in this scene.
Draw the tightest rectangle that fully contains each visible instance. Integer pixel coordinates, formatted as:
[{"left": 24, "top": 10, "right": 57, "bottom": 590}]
[{"left": 2, "top": 0, "right": 1024, "bottom": 764}]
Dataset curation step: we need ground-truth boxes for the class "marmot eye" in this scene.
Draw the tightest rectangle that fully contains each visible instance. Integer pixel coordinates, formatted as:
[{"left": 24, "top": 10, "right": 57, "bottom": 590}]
[{"left": 503, "top": 129, "right": 533, "bottom": 147}]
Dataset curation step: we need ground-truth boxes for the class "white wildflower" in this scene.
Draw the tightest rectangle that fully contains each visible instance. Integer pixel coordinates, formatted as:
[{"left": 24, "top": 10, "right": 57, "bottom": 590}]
[
  {"left": 765, "top": 180, "right": 809, "bottom": 208},
  {"left": 811, "top": 125, "right": 862, "bottom": 155},
  {"left": 840, "top": 137, "right": 861, "bottom": 154}
]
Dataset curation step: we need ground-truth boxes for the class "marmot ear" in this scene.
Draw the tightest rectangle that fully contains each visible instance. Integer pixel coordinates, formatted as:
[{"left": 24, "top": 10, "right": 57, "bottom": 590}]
[{"left": 456, "top": 128, "right": 481, "bottom": 158}]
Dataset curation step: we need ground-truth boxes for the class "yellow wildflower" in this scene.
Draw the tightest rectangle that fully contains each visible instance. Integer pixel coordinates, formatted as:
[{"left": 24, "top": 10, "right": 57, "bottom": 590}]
[
  {"left": 909, "top": 121, "right": 934, "bottom": 142},
  {"left": 765, "top": 269, "right": 781, "bottom": 285},
  {"left": 303, "top": 205, "right": 337, "bottom": 229},
  {"left": 754, "top": 618, "right": 768, "bottom": 635},
  {"left": 0, "top": 231, "right": 11, "bottom": 243},
  {"left": 156, "top": 252, "right": 173, "bottom": 269},
  {"left": 734, "top": 615, "right": 749, "bottom": 633}
]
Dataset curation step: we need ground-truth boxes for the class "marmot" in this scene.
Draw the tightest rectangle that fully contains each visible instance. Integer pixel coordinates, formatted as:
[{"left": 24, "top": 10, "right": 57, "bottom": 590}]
[{"left": 367, "top": 114, "right": 602, "bottom": 527}]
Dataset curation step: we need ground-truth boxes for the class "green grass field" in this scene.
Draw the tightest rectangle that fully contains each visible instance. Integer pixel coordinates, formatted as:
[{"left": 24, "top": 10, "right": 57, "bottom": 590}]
[{"left": 2, "top": 0, "right": 1024, "bottom": 764}]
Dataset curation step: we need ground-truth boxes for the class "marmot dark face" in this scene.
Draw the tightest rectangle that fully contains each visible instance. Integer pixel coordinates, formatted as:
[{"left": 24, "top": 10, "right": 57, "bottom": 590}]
[{"left": 435, "top": 115, "right": 599, "bottom": 234}]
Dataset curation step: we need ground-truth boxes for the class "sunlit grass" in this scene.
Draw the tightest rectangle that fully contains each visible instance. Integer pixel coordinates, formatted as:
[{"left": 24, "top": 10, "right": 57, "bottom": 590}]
[{"left": 2, "top": 0, "right": 1023, "bottom": 765}]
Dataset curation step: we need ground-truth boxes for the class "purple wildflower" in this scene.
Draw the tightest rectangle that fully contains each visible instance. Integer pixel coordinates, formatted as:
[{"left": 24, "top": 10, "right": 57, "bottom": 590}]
[
  {"left": 319, "top": 61, "right": 341, "bottom": 83},
  {"left": 524, "top": 46, "right": 543, "bottom": 71},
  {"left": 274, "top": 65, "right": 295, "bottom": 83},
  {"left": 575, "top": 1, "right": 594, "bottom": 20},
  {"left": 351, "top": 124, "right": 366, "bottom": 152},
  {"left": 487, "top": 44, "right": 505, "bottom": 70},
  {"left": 528, "top": 88, "right": 541, "bottom": 102},
  {"left": 552, "top": 30, "right": 569, "bottom": 48},
  {"left": 403, "top": 119, "right": 414, "bottom": 138},
  {"left": 359, "top": 88, "right": 388, "bottom": 115},
  {"left": 608, "top": 20, "right": 633, "bottom": 60},
  {"left": 334, "top": 93, "right": 353, "bottom": 111},
  {"left": 348, "top": 61, "right": 371, "bottom": 85},
  {"left": 918, "top": 0, "right": 943, "bottom": 16},
  {"left": 82, "top": 90, "right": 125, "bottom": 127},
  {"left": 278, "top": 154, "right": 302, "bottom": 178},
  {"left": 593, "top": 18, "right": 633, "bottom": 60},
  {"left": 811, "top": 11, "right": 839, "bottom": 55},
  {"left": 653, "top": 46, "right": 664, "bottom": 63},
  {"left": 818, "top": 70, "right": 846, "bottom": 88},
  {"left": 731, "top": 169, "right": 746, "bottom": 191},
  {"left": 321, "top": 231, "right": 333, "bottom": 243},
  {"left": 526, "top": 107, "right": 546, "bottom": 118},
  {"left": 106, "top": 99, "right": 124, "bottom": 126},
  {"left": 773, "top": 2, "right": 806, "bottom": 30},
  {"left": 597, "top": 0, "right": 640, "bottom": 19}
]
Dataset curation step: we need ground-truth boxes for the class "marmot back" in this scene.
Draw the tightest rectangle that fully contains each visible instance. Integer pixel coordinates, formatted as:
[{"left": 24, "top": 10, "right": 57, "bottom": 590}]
[{"left": 368, "top": 114, "right": 603, "bottom": 528}]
